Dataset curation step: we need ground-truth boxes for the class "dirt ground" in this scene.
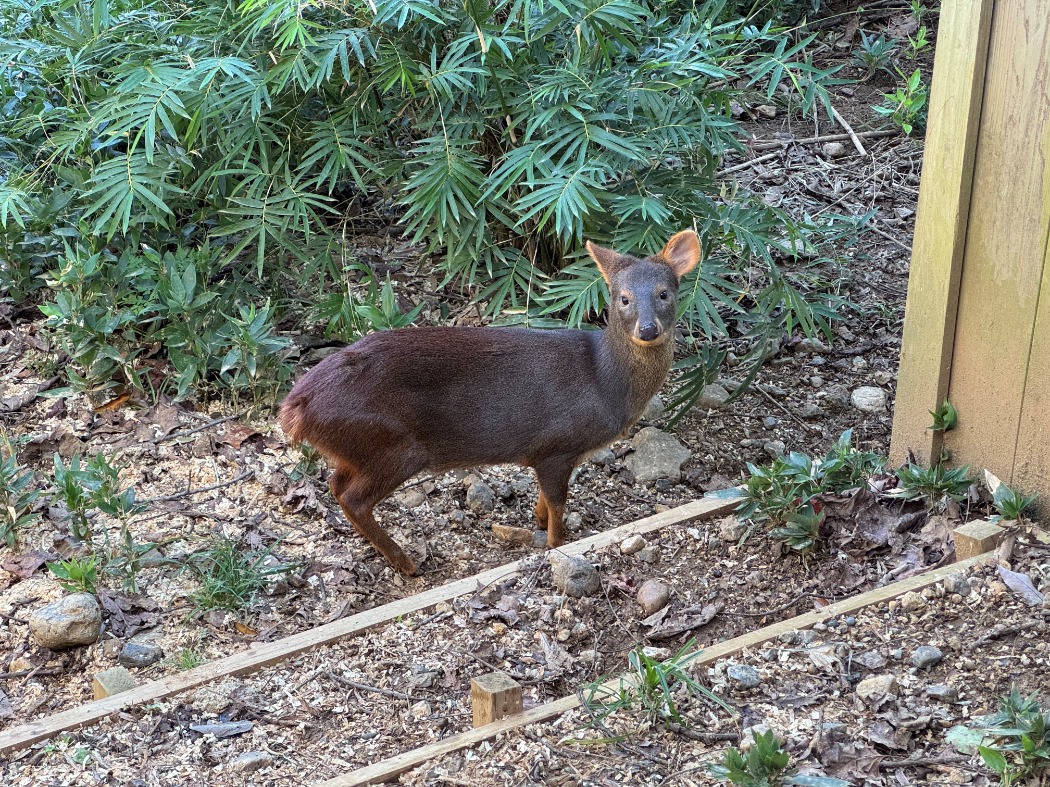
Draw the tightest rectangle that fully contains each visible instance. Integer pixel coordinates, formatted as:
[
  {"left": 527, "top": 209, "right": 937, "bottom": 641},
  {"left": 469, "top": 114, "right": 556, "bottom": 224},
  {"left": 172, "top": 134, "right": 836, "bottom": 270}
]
[{"left": 3, "top": 5, "right": 1048, "bottom": 787}]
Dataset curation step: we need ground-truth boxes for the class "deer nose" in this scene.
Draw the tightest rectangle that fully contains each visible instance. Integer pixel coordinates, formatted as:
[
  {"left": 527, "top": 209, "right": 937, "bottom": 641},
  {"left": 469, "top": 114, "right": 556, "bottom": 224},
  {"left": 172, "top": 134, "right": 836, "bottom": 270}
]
[{"left": 638, "top": 323, "right": 661, "bottom": 342}]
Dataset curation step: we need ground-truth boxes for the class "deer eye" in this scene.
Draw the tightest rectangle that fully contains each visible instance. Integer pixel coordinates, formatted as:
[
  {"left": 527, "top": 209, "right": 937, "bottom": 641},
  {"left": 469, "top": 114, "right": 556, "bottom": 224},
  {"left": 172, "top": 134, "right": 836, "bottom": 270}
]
[
  {"left": 659, "top": 290, "right": 669, "bottom": 301},
  {"left": 620, "top": 295, "right": 630, "bottom": 306}
]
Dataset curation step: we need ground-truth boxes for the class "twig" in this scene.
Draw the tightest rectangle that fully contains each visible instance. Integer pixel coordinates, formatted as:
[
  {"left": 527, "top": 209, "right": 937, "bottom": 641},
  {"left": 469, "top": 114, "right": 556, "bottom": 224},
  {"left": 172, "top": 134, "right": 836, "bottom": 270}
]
[
  {"left": 141, "top": 468, "right": 254, "bottom": 503},
  {"left": 750, "top": 129, "right": 896, "bottom": 151},
  {"left": 0, "top": 668, "right": 66, "bottom": 680},
  {"left": 753, "top": 384, "right": 820, "bottom": 433},
  {"left": 869, "top": 222, "right": 913, "bottom": 251},
  {"left": 830, "top": 105, "right": 868, "bottom": 156},
  {"left": 326, "top": 671, "right": 416, "bottom": 702},
  {"left": 665, "top": 723, "right": 739, "bottom": 743},
  {"left": 151, "top": 412, "right": 244, "bottom": 445},
  {"left": 732, "top": 591, "right": 827, "bottom": 618},
  {"left": 878, "top": 754, "right": 970, "bottom": 770},
  {"left": 719, "top": 151, "right": 781, "bottom": 176}
]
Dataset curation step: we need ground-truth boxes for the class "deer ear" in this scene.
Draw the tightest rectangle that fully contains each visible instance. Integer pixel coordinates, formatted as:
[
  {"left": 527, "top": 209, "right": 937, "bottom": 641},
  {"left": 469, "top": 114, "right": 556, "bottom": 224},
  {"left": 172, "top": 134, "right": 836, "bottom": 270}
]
[
  {"left": 660, "top": 230, "right": 701, "bottom": 279},
  {"left": 586, "top": 240, "right": 626, "bottom": 286}
]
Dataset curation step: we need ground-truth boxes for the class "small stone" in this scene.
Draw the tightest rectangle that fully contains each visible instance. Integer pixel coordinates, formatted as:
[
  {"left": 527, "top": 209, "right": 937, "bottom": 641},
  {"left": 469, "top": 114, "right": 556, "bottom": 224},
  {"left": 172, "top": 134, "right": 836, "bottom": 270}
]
[
  {"left": 727, "top": 664, "right": 761, "bottom": 689},
  {"left": 851, "top": 386, "right": 888, "bottom": 413},
  {"left": 943, "top": 573, "right": 972, "bottom": 596},
  {"left": 797, "top": 337, "right": 830, "bottom": 353},
  {"left": 900, "top": 591, "right": 925, "bottom": 611},
  {"left": 620, "top": 534, "right": 647, "bottom": 555},
  {"left": 764, "top": 440, "right": 786, "bottom": 458},
  {"left": 910, "top": 645, "right": 944, "bottom": 670},
  {"left": 926, "top": 684, "right": 959, "bottom": 703},
  {"left": 762, "top": 416, "right": 778, "bottom": 430},
  {"left": 564, "top": 511, "right": 582, "bottom": 532},
  {"left": 873, "top": 370, "right": 895, "bottom": 386},
  {"left": 550, "top": 555, "right": 600, "bottom": 598},
  {"left": 556, "top": 628, "right": 572, "bottom": 642},
  {"left": 636, "top": 580, "right": 671, "bottom": 616},
  {"left": 755, "top": 104, "right": 777, "bottom": 118},
  {"left": 635, "top": 546, "right": 660, "bottom": 564},
  {"left": 466, "top": 481, "right": 496, "bottom": 513},
  {"left": 626, "top": 428, "right": 692, "bottom": 484},
  {"left": 590, "top": 447, "right": 617, "bottom": 466},
  {"left": 800, "top": 402, "right": 823, "bottom": 419},
  {"left": 810, "top": 376, "right": 825, "bottom": 388},
  {"left": 718, "top": 517, "right": 749, "bottom": 542},
  {"left": 642, "top": 396, "right": 666, "bottom": 422},
  {"left": 229, "top": 752, "right": 272, "bottom": 774},
  {"left": 822, "top": 141, "right": 846, "bottom": 159},
  {"left": 399, "top": 488, "right": 427, "bottom": 509},
  {"left": 29, "top": 593, "right": 102, "bottom": 650},
  {"left": 492, "top": 524, "right": 535, "bottom": 545},
  {"left": 854, "top": 650, "right": 887, "bottom": 670},
  {"left": 696, "top": 384, "right": 730, "bottom": 410},
  {"left": 856, "top": 674, "right": 898, "bottom": 703},
  {"left": 532, "top": 530, "right": 549, "bottom": 548},
  {"left": 825, "top": 384, "right": 851, "bottom": 411},
  {"left": 408, "top": 666, "right": 440, "bottom": 688},
  {"left": 895, "top": 206, "right": 915, "bottom": 220},
  {"left": 642, "top": 646, "right": 671, "bottom": 661},
  {"left": 410, "top": 701, "right": 432, "bottom": 719},
  {"left": 93, "top": 666, "right": 139, "bottom": 700},
  {"left": 118, "top": 642, "right": 164, "bottom": 669},
  {"left": 822, "top": 722, "right": 848, "bottom": 741}
]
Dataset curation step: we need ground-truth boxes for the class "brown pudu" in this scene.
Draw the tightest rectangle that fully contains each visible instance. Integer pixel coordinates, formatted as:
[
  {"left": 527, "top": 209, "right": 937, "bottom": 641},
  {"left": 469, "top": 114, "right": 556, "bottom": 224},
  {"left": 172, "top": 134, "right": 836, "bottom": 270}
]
[{"left": 280, "top": 230, "right": 701, "bottom": 575}]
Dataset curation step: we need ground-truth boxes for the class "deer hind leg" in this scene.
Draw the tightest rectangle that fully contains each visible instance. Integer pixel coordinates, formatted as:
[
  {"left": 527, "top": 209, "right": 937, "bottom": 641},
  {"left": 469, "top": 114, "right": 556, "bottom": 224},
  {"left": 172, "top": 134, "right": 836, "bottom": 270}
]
[
  {"left": 329, "top": 460, "right": 424, "bottom": 576},
  {"left": 534, "top": 458, "right": 576, "bottom": 549}
]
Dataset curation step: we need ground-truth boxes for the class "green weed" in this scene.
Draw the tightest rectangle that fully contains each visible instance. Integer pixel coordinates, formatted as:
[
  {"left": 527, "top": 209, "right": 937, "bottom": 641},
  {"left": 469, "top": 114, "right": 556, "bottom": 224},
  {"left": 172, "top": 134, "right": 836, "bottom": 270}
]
[
  {"left": 190, "top": 538, "right": 295, "bottom": 614},
  {"left": 47, "top": 555, "right": 99, "bottom": 594},
  {"left": 973, "top": 688, "right": 1050, "bottom": 786},
  {"left": 889, "top": 463, "right": 973, "bottom": 510},
  {"left": 874, "top": 68, "right": 928, "bottom": 135},
  {"left": 710, "top": 728, "right": 849, "bottom": 786}
]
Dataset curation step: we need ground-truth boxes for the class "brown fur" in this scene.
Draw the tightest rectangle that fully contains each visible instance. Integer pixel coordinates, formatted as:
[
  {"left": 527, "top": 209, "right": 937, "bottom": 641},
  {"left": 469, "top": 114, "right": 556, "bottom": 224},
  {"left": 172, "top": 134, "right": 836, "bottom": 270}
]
[{"left": 279, "top": 231, "right": 700, "bottom": 575}]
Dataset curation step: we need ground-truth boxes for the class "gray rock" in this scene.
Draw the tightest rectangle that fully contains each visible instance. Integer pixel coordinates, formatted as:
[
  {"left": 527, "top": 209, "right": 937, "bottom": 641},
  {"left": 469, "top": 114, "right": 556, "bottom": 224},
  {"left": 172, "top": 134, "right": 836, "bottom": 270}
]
[
  {"left": 408, "top": 665, "right": 440, "bottom": 688},
  {"left": 118, "top": 641, "right": 164, "bottom": 669},
  {"left": 29, "top": 593, "right": 102, "bottom": 650},
  {"left": 636, "top": 580, "right": 671, "bottom": 616},
  {"left": 550, "top": 555, "right": 600, "bottom": 598},
  {"left": 943, "top": 573, "right": 972, "bottom": 596},
  {"left": 696, "top": 384, "right": 730, "bottom": 410},
  {"left": 800, "top": 402, "right": 824, "bottom": 419},
  {"left": 822, "top": 141, "right": 847, "bottom": 159},
  {"left": 625, "top": 428, "right": 691, "bottom": 484},
  {"left": 910, "top": 645, "right": 943, "bottom": 670},
  {"left": 873, "top": 370, "right": 895, "bottom": 386},
  {"left": 564, "top": 511, "right": 582, "bottom": 532},
  {"left": 755, "top": 104, "right": 776, "bottom": 118},
  {"left": 854, "top": 650, "right": 887, "bottom": 670},
  {"left": 718, "top": 517, "right": 748, "bottom": 542},
  {"left": 590, "top": 447, "right": 617, "bottom": 466},
  {"left": 926, "top": 684, "right": 959, "bottom": 703},
  {"left": 764, "top": 440, "right": 786, "bottom": 458},
  {"left": 727, "top": 664, "right": 761, "bottom": 689},
  {"left": 797, "top": 337, "right": 831, "bottom": 353},
  {"left": 635, "top": 545, "right": 660, "bottom": 564},
  {"left": 642, "top": 396, "right": 666, "bottom": 422},
  {"left": 825, "top": 384, "right": 852, "bottom": 411},
  {"left": 229, "top": 751, "right": 272, "bottom": 774},
  {"left": 809, "top": 376, "right": 825, "bottom": 388},
  {"left": 399, "top": 488, "right": 427, "bottom": 509},
  {"left": 856, "top": 674, "right": 898, "bottom": 702},
  {"left": 620, "top": 534, "right": 647, "bottom": 555},
  {"left": 822, "top": 722, "right": 848, "bottom": 741},
  {"left": 851, "top": 386, "right": 888, "bottom": 413},
  {"left": 466, "top": 480, "right": 496, "bottom": 513},
  {"left": 762, "top": 416, "right": 778, "bottom": 429}
]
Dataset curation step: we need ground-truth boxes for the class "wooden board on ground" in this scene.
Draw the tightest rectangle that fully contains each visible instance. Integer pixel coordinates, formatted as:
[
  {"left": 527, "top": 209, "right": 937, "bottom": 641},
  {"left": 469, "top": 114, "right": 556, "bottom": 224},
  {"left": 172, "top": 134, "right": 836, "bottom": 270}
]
[
  {"left": 888, "top": 0, "right": 994, "bottom": 466},
  {"left": 319, "top": 552, "right": 994, "bottom": 787},
  {"left": 0, "top": 495, "right": 737, "bottom": 756}
]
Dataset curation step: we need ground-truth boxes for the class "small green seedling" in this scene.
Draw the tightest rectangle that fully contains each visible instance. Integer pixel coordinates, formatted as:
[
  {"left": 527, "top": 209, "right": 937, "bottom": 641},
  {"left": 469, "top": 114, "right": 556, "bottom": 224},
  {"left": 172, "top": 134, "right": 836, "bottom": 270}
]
[
  {"left": 972, "top": 688, "right": 1050, "bottom": 786},
  {"left": 990, "top": 483, "right": 1038, "bottom": 523},
  {"left": 709, "top": 728, "right": 849, "bottom": 786},
  {"left": 189, "top": 538, "right": 295, "bottom": 615},
  {"left": 929, "top": 400, "right": 958, "bottom": 432},
  {"left": 170, "top": 648, "right": 206, "bottom": 670},
  {"left": 769, "top": 504, "right": 825, "bottom": 553},
  {"left": 890, "top": 462, "right": 973, "bottom": 510},
  {"left": 584, "top": 638, "right": 733, "bottom": 730},
  {"left": 874, "top": 68, "right": 927, "bottom": 135},
  {"left": 47, "top": 555, "right": 99, "bottom": 594},
  {"left": 0, "top": 443, "right": 40, "bottom": 548},
  {"left": 906, "top": 26, "right": 929, "bottom": 58},
  {"left": 851, "top": 32, "right": 897, "bottom": 78}
]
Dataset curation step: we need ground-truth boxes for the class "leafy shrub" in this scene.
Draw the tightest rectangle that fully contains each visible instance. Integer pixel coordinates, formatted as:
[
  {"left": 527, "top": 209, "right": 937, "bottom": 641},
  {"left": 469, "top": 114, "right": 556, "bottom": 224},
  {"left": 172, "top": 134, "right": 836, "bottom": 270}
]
[
  {"left": 47, "top": 555, "right": 99, "bottom": 595},
  {"left": 190, "top": 538, "right": 295, "bottom": 614},
  {"left": 973, "top": 688, "right": 1050, "bottom": 786},
  {"left": 889, "top": 462, "right": 973, "bottom": 510},
  {"left": 3, "top": 0, "right": 859, "bottom": 406},
  {"left": 0, "top": 439, "right": 41, "bottom": 547},
  {"left": 710, "top": 728, "right": 849, "bottom": 786},
  {"left": 874, "top": 68, "right": 928, "bottom": 135}
]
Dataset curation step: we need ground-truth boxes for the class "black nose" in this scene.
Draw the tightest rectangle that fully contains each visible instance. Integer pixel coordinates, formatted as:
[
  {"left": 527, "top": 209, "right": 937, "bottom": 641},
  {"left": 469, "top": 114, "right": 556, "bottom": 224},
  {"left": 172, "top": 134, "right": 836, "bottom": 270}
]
[{"left": 638, "top": 323, "right": 660, "bottom": 342}]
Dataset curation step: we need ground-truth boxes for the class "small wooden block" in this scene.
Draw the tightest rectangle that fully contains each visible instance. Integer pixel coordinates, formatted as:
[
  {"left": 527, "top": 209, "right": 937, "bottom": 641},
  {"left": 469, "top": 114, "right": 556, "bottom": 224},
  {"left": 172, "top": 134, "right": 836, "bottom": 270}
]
[
  {"left": 471, "top": 672, "right": 523, "bottom": 728},
  {"left": 953, "top": 520, "right": 1006, "bottom": 561},
  {"left": 92, "top": 666, "right": 138, "bottom": 700}
]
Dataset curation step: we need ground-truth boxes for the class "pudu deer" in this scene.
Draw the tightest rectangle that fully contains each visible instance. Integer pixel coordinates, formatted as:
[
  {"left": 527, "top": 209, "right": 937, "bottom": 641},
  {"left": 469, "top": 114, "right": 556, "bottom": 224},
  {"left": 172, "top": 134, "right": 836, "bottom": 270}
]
[{"left": 280, "top": 230, "right": 700, "bottom": 575}]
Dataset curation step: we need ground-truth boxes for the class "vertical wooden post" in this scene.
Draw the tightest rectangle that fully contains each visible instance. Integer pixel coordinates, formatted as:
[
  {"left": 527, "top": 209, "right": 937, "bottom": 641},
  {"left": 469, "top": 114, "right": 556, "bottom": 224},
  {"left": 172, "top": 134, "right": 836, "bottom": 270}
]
[
  {"left": 471, "top": 672, "right": 523, "bottom": 728},
  {"left": 888, "top": 0, "right": 995, "bottom": 467},
  {"left": 953, "top": 521, "right": 1005, "bottom": 562}
]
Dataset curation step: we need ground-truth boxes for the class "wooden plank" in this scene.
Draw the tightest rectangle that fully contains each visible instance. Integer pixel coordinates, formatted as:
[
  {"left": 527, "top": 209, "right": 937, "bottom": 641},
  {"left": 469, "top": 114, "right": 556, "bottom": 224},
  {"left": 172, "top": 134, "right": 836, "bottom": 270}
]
[
  {"left": 888, "top": 0, "right": 994, "bottom": 466},
  {"left": 0, "top": 495, "right": 738, "bottom": 756},
  {"left": 953, "top": 521, "right": 1006, "bottom": 561},
  {"left": 943, "top": 1, "right": 1050, "bottom": 479},
  {"left": 319, "top": 552, "right": 994, "bottom": 786},
  {"left": 1010, "top": 157, "right": 1050, "bottom": 501}
]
